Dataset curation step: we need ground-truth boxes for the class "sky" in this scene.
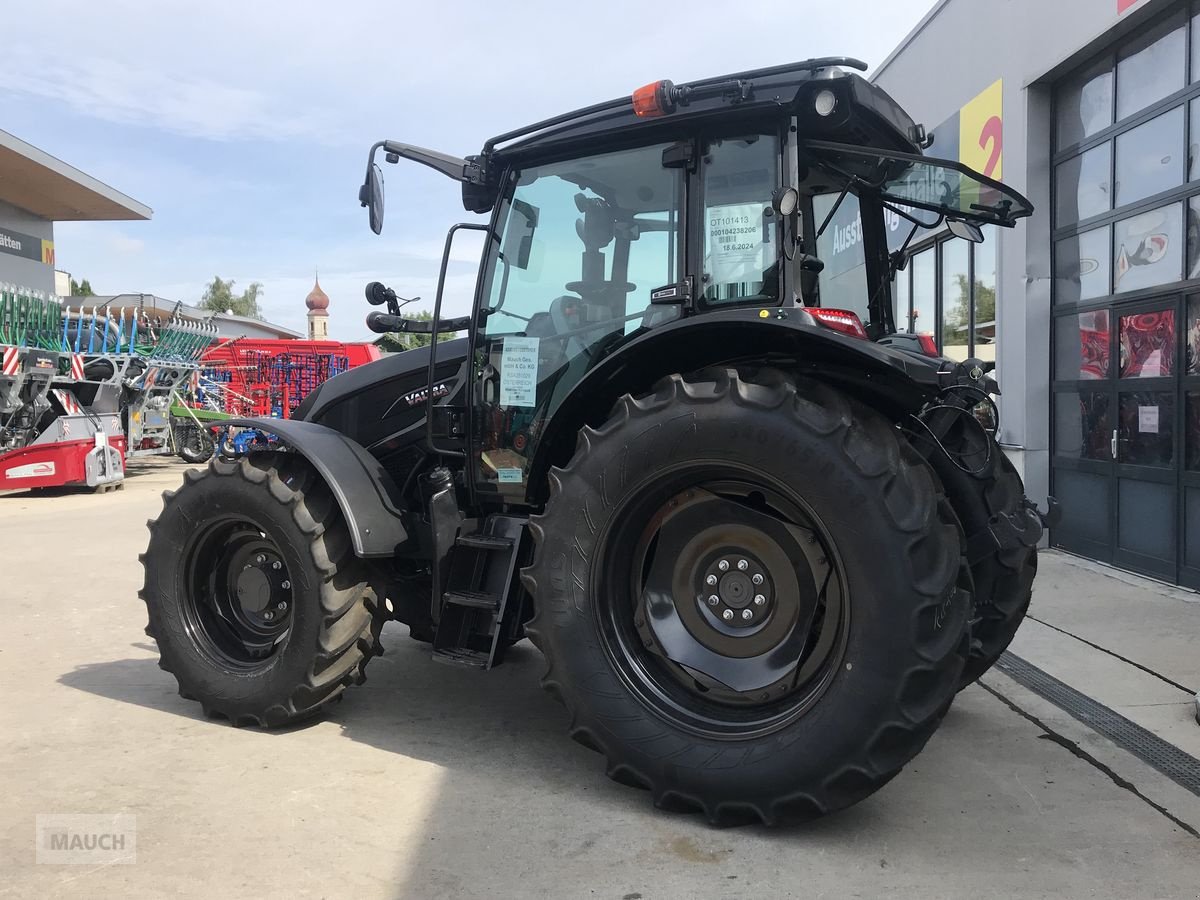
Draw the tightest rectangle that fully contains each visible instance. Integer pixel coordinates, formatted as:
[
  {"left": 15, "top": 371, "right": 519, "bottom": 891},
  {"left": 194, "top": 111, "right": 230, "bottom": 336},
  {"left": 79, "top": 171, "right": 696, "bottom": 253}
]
[{"left": 1, "top": 0, "right": 936, "bottom": 341}]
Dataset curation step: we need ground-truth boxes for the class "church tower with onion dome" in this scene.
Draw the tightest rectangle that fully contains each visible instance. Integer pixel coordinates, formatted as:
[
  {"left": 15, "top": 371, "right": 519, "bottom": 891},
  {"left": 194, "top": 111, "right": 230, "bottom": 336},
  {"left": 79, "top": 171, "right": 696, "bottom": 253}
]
[{"left": 305, "top": 274, "right": 329, "bottom": 340}]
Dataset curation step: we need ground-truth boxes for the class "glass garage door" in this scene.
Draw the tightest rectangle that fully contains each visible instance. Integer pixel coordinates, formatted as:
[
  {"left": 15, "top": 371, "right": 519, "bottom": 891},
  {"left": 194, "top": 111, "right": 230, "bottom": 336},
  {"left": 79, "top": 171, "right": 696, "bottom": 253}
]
[
  {"left": 1053, "top": 296, "right": 1187, "bottom": 582},
  {"left": 1051, "top": 5, "right": 1200, "bottom": 586}
]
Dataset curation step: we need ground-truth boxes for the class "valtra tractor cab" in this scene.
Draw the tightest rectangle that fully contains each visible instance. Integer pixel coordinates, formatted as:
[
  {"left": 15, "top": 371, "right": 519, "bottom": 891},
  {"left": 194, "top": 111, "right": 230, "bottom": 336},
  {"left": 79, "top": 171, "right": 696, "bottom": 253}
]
[{"left": 142, "top": 59, "right": 1055, "bottom": 824}]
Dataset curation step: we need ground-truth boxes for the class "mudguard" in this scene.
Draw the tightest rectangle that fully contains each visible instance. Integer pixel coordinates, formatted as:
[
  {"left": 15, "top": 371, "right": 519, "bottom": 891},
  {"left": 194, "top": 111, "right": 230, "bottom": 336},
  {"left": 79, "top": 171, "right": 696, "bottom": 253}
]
[
  {"left": 527, "top": 306, "right": 945, "bottom": 501},
  {"left": 222, "top": 417, "right": 409, "bottom": 558}
]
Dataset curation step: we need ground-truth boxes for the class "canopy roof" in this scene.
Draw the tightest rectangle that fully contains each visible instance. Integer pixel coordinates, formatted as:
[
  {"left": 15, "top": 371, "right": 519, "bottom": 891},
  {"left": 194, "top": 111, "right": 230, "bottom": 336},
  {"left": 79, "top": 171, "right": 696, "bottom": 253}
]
[{"left": 0, "top": 129, "right": 151, "bottom": 221}]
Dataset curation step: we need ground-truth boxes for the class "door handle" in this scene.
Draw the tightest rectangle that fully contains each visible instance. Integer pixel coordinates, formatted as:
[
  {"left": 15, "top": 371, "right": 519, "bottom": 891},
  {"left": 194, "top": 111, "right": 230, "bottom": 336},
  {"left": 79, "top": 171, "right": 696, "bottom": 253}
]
[{"left": 1111, "top": 428, "right": 1118, "bottom": 460}]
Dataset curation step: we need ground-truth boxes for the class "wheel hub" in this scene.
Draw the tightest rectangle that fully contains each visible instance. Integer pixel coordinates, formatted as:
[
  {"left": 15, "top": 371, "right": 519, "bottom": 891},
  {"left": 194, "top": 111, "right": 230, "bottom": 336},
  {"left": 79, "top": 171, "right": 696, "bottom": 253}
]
[
  {"left": 702, "top": 554, "right": 772, "bottom": 626},
  {"left": 236, "top": 567, "right": 273, "bottom": 613},
  {"left": 182, "top": 521, "right": 294, "bottom": 669},
  {"left": 226, "top": 544, "right": 291, "bottom": 627},
  {"left": 632, "top": 485, "right": 831, "bottom": 698}
]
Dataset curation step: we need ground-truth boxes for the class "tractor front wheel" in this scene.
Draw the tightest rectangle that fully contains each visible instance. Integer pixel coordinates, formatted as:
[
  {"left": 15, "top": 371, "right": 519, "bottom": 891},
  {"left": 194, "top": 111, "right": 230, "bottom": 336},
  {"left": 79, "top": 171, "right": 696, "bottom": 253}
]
[
  {"left": 141, "top": 453, "right": 384, "bottom": 726},
  {"left": 522, "top": 369, "right": 970, "bottom": 825}
]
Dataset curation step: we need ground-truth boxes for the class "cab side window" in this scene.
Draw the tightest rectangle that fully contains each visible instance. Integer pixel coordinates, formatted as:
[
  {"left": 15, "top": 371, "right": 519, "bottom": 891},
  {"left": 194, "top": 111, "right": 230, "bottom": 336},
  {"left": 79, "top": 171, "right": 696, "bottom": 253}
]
[{"left": 812, "top": 192, "right": 870, "bottom": 323}]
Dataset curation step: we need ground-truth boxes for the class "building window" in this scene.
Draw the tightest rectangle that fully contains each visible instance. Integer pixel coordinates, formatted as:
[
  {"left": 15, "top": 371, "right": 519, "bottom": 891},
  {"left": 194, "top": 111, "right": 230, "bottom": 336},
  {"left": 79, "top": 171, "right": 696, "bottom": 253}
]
[
  {"left": 941, "top": 239, "right": 970, "bottom": 361},
  {"left": 909, "top": 245, "right": 935, "bottom": 335},
  {"left": 1113, "top": 106, "right": 1185, "bottom": 207},
  {"left": 1052, "top": 5, "right": 1200, "bottom": 286},
  {"left": 1115, "top": 13, "right": 1187, "bottom": 121},
  {"left": 1056, "top": 57, "right": 1114, "bottom": 148},
  {"left": 1055, "top": 142, "right": 1111, "bottom": 225},
  {"left": 894, "top": 229, "right": 998, "bottom": 361}
]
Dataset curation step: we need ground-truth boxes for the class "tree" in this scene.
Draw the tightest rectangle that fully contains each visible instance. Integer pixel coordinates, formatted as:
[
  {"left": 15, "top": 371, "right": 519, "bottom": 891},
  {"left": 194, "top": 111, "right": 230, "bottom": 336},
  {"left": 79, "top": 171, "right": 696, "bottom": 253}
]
[
  {"left": 373, "top": 310, "right": 459, "bottom": 352},
  {"left": 70, "top": 277, "right": 95, "bottom": 297},
  {"left": 973, "top": 277, "right": 996, "bottom": 326},
  {"left": 950, "top": 273, "right": 997, "bottom": 346},
  {"left": 198, "top": 276, "right": 264, "bottom": 319}
]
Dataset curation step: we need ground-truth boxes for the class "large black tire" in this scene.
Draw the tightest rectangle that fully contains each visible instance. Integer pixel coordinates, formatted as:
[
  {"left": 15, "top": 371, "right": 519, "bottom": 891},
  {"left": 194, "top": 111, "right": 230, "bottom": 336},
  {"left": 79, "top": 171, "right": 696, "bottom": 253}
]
[
  {"left": 140, "top": 453, "right": 385, "bottom": 726},
  {"left": 522, "top": 369, "right": 970, "bottom": 825},
  {"left": 927, "top": 428, "right": 1038, "bottom": 689}
]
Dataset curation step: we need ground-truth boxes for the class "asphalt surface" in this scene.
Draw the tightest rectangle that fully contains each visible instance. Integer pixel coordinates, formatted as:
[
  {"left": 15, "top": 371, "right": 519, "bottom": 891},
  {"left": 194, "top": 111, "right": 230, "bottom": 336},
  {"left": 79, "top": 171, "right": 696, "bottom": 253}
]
[{"left": 1, "top": 458, "right": 1198, "bottom": 899}]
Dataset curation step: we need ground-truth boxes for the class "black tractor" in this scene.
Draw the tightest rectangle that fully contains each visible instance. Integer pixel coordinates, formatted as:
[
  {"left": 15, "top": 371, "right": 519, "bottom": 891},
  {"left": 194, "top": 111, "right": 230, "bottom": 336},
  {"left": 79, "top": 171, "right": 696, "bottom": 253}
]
[{"left": 142, "top": 58, "right": 1054, "bottom": 825}]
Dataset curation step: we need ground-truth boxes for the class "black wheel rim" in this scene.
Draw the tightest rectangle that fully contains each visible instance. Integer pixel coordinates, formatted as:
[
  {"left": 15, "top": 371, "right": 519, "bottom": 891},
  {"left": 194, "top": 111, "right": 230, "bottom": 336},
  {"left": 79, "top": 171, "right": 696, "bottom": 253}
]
[
  {"left": 181, "top": 518, "right": 294, "bottom": 670},
  {"left": 594, "top": 464, "right": 850, "bottom": 740}
]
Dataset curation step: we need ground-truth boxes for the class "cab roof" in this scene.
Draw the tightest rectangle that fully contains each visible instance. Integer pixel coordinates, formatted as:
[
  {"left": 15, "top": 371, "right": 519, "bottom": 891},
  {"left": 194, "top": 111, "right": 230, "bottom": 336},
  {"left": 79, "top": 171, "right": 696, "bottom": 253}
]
[{"left": 483, "top": 59, "right": 925, "bottom": 165}]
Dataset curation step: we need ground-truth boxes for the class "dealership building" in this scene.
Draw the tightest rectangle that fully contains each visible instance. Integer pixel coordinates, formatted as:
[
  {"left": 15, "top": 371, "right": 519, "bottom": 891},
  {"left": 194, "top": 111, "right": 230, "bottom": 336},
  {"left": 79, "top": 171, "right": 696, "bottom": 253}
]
[
  {"left": 867, "top": 0, "right": 1200, "bottom": 587},
  {"left": 0, "top": 129, "right": 151, "bottom": 293}
]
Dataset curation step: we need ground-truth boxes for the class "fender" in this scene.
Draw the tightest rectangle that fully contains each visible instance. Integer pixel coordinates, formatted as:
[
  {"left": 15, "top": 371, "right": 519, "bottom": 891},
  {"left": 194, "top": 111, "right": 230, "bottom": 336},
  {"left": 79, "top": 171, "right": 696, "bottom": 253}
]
[
  {"left": 222, "top": 417, "right": 409, "bottom": 558},
  {"left": 528, "top": 306, "right": 945, "bottom": 502}
]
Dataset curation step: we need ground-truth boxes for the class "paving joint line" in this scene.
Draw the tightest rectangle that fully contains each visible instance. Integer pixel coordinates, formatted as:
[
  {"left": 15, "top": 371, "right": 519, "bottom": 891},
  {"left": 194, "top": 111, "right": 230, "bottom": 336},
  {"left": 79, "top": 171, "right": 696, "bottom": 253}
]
[
  {"left": 1026, "top": 615, "right": 1196, "bottom": 695},
  {"left": 978, "top": 679, "right": 1199, "bottom": 840}
]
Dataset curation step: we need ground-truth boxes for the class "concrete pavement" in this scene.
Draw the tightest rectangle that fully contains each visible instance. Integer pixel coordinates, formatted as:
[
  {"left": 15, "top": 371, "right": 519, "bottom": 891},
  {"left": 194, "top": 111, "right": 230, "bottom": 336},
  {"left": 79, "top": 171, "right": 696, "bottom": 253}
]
[{"left": 1, "top": 458, "right": 1198, "bottom": 899}]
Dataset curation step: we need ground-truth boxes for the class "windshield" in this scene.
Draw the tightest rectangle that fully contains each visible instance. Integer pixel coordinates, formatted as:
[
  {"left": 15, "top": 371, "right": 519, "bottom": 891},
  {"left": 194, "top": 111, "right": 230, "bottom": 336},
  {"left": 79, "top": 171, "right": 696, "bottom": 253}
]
[{"left": 803, "top": 140, "right": 1033, "bottom": 227}]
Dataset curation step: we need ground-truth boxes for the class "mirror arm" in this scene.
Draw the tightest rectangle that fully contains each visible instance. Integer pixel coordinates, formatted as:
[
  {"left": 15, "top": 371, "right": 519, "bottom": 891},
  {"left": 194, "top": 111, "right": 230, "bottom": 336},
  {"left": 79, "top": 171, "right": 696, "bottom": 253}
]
[
  {"left": 888, "top": 221, "right": 920, "bottom": 278},
  {"left": 381, "top": 140, "right": 486, "bottom": 185}
]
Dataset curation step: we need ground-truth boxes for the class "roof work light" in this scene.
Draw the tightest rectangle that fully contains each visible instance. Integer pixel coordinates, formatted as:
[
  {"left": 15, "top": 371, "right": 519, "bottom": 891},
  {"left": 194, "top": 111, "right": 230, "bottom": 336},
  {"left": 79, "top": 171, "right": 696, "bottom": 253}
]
[{"left": 631, "top": 80, "right": 678, "bottom": 117}]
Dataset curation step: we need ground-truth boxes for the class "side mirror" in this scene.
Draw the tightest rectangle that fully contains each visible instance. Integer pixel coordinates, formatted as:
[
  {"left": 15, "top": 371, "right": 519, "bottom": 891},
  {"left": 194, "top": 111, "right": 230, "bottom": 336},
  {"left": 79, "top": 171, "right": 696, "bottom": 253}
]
[
  {"left": 359, "top": 163, "right": 385, "bottom": 235},
  {"left": 947, "top": 219, "right": 984, "bottom": 243}
]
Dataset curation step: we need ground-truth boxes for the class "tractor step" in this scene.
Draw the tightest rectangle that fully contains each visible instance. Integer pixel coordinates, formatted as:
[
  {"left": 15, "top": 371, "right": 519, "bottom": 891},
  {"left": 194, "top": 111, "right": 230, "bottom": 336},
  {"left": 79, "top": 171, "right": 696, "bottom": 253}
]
[
  {"left": 431, "top": 647, "right": 491, "bottom": 668},
  {"left": 442, "top": 589, "right": 500, "bottom": 611},
  {"left": 431, "top": 514, "right": 527, "bottom": 670},
  {"left": 456, "top": 532, "right": 513, "bottom": 552}
]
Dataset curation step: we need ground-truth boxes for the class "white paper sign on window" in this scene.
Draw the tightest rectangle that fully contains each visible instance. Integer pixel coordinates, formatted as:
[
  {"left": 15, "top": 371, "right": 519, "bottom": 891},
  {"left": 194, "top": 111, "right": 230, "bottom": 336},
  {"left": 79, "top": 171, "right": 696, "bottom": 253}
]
[
  {"left": 499, "top": 336, "right": 539, "bottom": 407},
  {"left": 707, "top": 203, "right": 767, "bottom": 284},
  {"left": 1138, "top": 405, "right": 1159, "bottom": 434}
]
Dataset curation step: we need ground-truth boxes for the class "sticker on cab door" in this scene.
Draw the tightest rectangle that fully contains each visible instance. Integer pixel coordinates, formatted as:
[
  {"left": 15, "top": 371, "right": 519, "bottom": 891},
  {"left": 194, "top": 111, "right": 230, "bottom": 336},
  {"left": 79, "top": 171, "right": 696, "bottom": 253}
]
[{"left": 499, "top": 336, "right": 539, "bottom": 407}]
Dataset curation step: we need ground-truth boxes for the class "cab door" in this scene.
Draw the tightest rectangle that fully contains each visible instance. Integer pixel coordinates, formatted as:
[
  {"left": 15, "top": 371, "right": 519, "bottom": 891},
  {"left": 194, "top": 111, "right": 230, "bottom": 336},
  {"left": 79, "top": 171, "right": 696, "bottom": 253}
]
[
  {"left": 469, "top": 131, "right": 785, "bottom": 505},
  {"left": 469, "top": 142, "right": 686, "bottom": 504}
]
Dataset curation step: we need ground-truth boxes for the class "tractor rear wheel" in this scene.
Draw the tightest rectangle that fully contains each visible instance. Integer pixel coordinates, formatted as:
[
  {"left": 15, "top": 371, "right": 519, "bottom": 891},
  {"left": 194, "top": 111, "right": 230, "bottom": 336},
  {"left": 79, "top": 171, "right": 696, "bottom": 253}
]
[
  {"left": 925, "top": 421, "right": 1038, "bottom": 689},
  {"left": 141, "top": 453, "right": 385, "bottom": 726},
  {"left": 522, "top": 369, "right": 970, "bottom": 825}
]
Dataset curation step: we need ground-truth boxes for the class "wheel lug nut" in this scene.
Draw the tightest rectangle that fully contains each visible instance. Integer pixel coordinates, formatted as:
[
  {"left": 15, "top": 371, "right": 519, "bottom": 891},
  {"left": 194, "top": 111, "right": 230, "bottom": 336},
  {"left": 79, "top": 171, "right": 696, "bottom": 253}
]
[
  {"left": 264, "top": 611, "right": 274, "bottom": 620},
  {"left": 722, "top": 609, "right": 734, "bottom": 621},
  {"left": 753, "top": 594, "right": 766, "bottom": 606},
  {"left": 281, "top": 580, "right": 291, "bottom": 590},
  {"left": 751, "top": 573, "right": 763, "bottom": 585},
  {"left": 706, "top": 574, "right": 717, "bottom": 586},
  {"left": 742, "top": 609, "right": 753, "bottom": 621},
  {"left": 276, "top": 601, "right": 287, "bottom": 611},
  {"left": 272, "top": 561, "right": 281, "bottom": 570},
  {"left": 707, "top": 595, "right": 720, "bottom": 607},
  {"left": 717, "top": 559, "right": 729, "bottom": 572},
  {"left": 256, "top": 554, "right": 266, "bottom": 564},
  {"left": 737, "top": 559, "right": 748, "bottom": 571}
]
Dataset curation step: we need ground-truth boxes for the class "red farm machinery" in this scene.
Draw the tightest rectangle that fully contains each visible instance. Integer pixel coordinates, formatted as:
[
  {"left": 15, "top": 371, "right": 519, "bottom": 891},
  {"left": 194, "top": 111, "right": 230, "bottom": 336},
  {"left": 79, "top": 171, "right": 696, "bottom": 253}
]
[{"left": 0, "top": 288, "right": 214, "bottom": 491}]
